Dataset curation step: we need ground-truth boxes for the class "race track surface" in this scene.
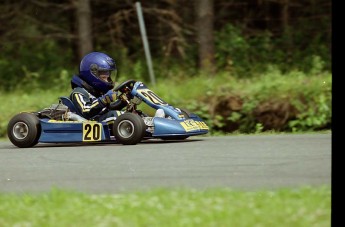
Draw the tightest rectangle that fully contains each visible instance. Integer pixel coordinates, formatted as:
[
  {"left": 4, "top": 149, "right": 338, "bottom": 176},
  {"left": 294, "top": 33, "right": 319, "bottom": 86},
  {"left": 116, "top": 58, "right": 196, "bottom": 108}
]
[{"left": 0, "top": 133, "right": 331, "bottom": 194}]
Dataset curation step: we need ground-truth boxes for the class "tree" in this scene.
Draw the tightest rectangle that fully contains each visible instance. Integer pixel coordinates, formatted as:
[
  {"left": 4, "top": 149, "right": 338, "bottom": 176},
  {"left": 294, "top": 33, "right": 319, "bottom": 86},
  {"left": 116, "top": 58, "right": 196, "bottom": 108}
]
[
  {"left": 195, "top": 0, "right": 215, "bottom": 74},
  {"left": 74, "top": 0, "right": 93, "bottom": 60}
]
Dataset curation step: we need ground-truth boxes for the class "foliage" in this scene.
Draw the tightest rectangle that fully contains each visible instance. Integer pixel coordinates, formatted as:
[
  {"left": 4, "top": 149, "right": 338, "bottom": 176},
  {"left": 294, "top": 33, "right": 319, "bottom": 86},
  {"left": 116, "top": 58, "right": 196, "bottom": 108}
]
[
  {"left": 288, "top": 94, "right": 331, "bottom": 132},
  {"left": 0, "top": 39, "right": 75, "bottom": 92},
  {"left": 0, "top": 25, "right": 330, "bottom": 93},
  {"left": 214, "top": 24, "right": 331, "bottom": 76},
  {"left": 0, "top": 67, "right": 331, "bottom": 138},
  {"left": 0, "top": 186, "right": 330, "bottom": 227},
  {"left": 0, "top": 0, "right": 331, "bottom": 92},
  {"left": 152, "top": 68, "right": 331, "bottom": 135}
]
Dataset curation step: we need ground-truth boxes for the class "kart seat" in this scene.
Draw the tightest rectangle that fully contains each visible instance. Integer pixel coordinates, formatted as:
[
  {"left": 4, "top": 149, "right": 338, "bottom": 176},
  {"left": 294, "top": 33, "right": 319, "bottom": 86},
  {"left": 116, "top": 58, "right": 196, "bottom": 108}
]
[
  {"left": 59, "top": 96, "right": 79, "bottom": 114},
  {"left": 59, "top": 97, "right": 87, "bottom": 121}
]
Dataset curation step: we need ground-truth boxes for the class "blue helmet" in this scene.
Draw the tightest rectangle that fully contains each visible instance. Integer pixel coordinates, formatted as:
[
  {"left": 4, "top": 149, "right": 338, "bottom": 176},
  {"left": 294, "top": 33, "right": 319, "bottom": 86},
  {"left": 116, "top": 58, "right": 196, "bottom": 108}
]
[{"left": 79, "top": 52, "right": 117, "bottom": 94}]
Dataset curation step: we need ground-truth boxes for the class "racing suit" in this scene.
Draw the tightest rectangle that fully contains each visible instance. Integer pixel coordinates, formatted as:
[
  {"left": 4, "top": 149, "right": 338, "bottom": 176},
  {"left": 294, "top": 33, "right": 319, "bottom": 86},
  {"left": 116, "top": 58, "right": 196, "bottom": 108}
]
[{"left": 69, "top": 75, "right": 126, "bottom": 124}]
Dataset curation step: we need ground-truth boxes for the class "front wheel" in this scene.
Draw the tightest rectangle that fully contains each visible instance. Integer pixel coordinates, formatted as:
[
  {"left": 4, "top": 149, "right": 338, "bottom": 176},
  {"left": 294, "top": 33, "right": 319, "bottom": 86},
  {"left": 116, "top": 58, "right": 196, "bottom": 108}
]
[
  {"left": 113, "top": 113, "right": 146, "bottom": 145},
  {"left": 7, "top": 112, "right": 41, "bottom": 148}
]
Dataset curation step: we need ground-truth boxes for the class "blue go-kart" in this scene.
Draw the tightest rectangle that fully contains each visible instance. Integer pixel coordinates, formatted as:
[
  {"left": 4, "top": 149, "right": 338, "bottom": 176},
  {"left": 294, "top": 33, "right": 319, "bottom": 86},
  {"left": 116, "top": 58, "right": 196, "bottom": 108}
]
[{"left": 7, "top": 80, "right": 209, "bottom": 148}]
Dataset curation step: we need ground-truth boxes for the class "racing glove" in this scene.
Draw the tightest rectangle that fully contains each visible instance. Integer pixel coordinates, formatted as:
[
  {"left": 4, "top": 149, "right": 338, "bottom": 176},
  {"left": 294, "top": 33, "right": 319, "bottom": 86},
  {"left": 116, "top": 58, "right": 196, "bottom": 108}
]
[{"left": 99, "top": 90, "right": 117, "bottom": 106}]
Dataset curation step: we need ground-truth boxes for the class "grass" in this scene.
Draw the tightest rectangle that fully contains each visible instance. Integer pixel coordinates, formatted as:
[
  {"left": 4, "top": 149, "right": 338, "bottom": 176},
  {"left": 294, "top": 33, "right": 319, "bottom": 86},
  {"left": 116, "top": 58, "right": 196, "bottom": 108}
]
[
  {"left": 0, "top": 70, "right": 332, "bottom": 138},
  {"left": 0, "top": 89, "right": 69, "bottom": 138},
  {"left": 0, "top": 186, "right": 330, "bottom": 227}
]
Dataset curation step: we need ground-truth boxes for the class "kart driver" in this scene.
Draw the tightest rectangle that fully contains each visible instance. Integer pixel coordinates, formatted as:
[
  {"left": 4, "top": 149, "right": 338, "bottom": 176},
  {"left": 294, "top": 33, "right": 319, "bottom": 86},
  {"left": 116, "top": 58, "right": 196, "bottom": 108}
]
[{"left": 69, "top": 51, "right": 127, "bottom": 127}]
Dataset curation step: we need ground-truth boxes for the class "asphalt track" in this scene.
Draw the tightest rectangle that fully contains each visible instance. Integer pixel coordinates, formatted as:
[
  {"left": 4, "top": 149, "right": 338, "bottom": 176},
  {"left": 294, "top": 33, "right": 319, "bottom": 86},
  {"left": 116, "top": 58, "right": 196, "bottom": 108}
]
[{"left": 0, "top": 133, "right": 331, "bottom": 194}]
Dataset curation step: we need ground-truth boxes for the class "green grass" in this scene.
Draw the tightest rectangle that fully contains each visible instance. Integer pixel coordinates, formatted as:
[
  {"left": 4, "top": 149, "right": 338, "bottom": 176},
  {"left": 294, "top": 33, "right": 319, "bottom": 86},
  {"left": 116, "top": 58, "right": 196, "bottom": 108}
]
[
  {"left": 0, "top": 89, "right": 69, "bottom": 138},
  {"left": 0, "top": 70, "right": 332, "bottom": 137},
  {"left": 0, "top": 186, "right": 330, "bottom": 227}
]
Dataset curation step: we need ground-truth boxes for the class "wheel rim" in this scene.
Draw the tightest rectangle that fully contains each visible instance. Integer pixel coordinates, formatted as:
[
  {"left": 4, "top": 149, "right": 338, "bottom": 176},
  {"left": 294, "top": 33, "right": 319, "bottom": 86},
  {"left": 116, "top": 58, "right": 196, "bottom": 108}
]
[
  {"left": 12, "top": 122, "right": 29, "bottom": 140},
  {"left": 117, "top": 120, "right": 135, "bottom": 138}
]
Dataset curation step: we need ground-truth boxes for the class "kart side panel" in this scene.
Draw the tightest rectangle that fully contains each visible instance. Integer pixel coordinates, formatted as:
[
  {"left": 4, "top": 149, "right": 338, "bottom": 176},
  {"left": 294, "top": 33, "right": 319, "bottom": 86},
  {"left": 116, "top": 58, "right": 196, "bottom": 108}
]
[
  {"left": 38, "top": 119, "right": 111, "bottom": 143},
  {"left": 152, "top": 117, "right": 209, "bottom": 137}
]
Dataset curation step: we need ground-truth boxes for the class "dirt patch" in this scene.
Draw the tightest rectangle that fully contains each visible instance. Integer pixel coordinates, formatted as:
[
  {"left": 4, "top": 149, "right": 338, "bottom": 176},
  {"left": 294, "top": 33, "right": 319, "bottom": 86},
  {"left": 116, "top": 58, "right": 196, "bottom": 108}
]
[
  {"left": 210, "top": 94, "right": 243, "bottom": 132},
  {"left": 208, "top": 95, "right": 298, "bottom": 132},
  {"left": 253, "top": 100, "right": 298, "bottom": 131}
]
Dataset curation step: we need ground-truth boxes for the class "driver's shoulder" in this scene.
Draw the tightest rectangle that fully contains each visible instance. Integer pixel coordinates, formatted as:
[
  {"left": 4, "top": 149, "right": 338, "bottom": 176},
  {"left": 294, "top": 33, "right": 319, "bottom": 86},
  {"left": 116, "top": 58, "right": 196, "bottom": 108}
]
[{"left": 72, "top": 87, "right": 88, "bottom": 95}]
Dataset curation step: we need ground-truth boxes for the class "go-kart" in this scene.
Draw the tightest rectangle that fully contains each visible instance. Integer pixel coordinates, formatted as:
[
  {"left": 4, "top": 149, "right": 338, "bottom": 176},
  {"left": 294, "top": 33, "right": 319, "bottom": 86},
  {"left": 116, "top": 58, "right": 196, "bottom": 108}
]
[{"left": 7, "top": 80, "right": 209, "bottom": 148}]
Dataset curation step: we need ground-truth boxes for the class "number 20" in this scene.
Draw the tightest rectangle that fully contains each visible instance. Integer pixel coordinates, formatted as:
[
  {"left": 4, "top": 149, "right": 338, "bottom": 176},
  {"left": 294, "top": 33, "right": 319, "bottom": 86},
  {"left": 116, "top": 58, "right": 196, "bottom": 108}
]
[{"left": 83, "top": 123, "right": 102, "bottom": 141}]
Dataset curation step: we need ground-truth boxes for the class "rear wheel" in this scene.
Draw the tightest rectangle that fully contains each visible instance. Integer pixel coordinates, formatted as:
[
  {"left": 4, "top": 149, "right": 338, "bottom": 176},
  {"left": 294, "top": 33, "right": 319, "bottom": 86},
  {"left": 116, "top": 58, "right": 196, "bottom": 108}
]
[
  {"left": 7, "top": 113, "right": 41, "bottom": 148},
  {"left": 113, "top": 113, "right": 146, "bottom": 145}
]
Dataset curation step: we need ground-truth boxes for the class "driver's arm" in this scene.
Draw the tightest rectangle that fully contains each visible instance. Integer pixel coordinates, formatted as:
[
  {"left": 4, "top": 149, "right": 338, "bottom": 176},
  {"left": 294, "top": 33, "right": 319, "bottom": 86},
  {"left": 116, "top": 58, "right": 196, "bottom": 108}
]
[
  {"left": 109, "top": 99, "right": 127, "bottom": 110},
  {"left": 70, "top": 92, "right": 105, "bottom": 119}
]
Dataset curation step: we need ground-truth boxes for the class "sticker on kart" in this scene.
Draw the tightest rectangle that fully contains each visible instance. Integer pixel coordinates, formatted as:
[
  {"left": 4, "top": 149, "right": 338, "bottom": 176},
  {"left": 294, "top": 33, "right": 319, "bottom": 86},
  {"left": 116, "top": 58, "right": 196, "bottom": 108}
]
[
  {"left": 180, "top": 119, "right": 209, "bottom": 132},
  {"left": 82, "top": 122, "right": 103, "bottom": 141},
  {"left": 137, "top": 88, "right": 168, "bottom": 106},
  {"left": 195, "top": 121, "right": 209, "bottom": 130}
]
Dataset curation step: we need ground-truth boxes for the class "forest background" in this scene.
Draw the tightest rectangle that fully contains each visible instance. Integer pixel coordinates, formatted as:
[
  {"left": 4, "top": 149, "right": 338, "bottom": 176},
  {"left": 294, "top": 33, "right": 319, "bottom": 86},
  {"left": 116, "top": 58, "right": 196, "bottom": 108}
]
[{"left": 0, "top": 0, "right": 332, "bottom": 136}]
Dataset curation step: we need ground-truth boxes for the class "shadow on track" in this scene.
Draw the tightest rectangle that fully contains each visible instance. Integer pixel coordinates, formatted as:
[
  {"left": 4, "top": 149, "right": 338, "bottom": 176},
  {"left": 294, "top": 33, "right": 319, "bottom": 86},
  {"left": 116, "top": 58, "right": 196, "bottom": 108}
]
[{"left": 2, "top": 137, "right": 205, "bottom": 149}]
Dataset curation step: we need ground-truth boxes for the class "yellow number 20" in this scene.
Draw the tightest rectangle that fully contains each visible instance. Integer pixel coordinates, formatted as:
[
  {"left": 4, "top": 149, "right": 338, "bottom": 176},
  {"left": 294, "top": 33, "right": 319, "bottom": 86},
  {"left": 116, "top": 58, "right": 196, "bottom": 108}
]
[{"left": 83, "top": 122, "right": 102, "bottom": 141}]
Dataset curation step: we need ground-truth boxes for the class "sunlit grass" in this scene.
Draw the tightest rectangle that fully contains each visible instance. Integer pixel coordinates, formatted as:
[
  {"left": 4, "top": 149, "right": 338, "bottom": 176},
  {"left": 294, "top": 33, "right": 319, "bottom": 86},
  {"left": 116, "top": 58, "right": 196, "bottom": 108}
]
[
  {"left": 0, "top": 90, "right": 68, "bottom": 138},
  {"left": 0, "top": 71, "right": 332, "bottom": 138},
  {"left": 0, "top": 186, "right": 330, "bottom": 227}
]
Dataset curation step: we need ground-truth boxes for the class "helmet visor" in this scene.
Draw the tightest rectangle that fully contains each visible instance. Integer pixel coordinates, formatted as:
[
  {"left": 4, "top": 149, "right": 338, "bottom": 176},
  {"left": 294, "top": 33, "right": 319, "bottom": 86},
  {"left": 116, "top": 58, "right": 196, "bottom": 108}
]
[{"left": 97, "top": 69, "right": 117, "bottom": 84}]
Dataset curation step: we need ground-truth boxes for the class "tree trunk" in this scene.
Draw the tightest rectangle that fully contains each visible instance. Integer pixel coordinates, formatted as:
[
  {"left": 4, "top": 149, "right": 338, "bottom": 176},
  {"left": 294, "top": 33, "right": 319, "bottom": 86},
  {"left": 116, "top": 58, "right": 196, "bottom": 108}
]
[
  {"left": 75, "top": 0, "right": 93, "bottom": 60},
  {"left": 281, "top": 0, "right": 292, "bottom": 58},
  {"left": 195, "top": 0, "right": 215, "bottom": 75}
]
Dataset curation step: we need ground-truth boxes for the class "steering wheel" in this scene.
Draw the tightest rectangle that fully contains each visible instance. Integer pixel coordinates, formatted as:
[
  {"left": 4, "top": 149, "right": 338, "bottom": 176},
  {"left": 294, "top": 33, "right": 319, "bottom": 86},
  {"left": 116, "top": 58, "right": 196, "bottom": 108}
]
[{"left": 114, "top": 79, "right": 137, "bottom": 92}]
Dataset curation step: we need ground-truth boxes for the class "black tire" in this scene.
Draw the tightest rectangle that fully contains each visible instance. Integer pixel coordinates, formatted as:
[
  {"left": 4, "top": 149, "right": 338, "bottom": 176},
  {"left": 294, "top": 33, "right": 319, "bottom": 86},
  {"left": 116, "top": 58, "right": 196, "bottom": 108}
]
[
  {"left": 7, "top": 112, "right": 41, "bottom": 148},
  {"left": 113, "top": 113, "right": 146, "bottom": 145}
]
